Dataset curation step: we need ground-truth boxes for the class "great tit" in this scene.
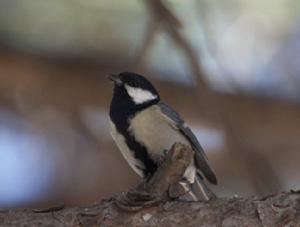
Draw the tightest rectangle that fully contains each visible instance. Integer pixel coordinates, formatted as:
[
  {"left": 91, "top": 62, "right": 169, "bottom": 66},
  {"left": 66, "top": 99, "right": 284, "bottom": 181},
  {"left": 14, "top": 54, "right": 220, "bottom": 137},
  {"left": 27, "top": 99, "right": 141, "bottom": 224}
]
[{"left": 108, "top": 72, "right": 217, "bottom": 201}]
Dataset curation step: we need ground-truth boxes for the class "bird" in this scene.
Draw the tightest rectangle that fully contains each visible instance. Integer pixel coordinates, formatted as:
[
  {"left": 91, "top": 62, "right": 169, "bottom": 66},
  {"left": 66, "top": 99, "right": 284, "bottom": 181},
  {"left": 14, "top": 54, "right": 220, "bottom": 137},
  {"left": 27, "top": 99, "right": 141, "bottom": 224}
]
[{"left": 108, "top": 72, "right": 217, "bottom": 201}]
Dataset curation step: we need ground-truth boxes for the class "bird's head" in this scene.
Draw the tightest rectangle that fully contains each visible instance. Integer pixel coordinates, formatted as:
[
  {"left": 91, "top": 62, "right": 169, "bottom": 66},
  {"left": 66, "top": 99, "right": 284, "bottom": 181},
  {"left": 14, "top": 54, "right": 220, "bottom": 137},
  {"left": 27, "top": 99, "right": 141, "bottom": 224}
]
[{"left": 108, "top": 72, "right": 160, "bottom": 107}]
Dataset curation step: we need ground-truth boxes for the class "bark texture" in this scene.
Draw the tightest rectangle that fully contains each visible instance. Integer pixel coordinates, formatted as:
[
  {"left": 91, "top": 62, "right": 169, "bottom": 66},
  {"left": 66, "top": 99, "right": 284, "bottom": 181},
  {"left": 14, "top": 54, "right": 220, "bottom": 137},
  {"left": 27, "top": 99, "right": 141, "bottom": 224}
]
[
  {"left": 1, "top": 143, "right": 300, "bottom": 226},
  {"left": 1, "top": 192, "right": 300, "bottom": 226}
]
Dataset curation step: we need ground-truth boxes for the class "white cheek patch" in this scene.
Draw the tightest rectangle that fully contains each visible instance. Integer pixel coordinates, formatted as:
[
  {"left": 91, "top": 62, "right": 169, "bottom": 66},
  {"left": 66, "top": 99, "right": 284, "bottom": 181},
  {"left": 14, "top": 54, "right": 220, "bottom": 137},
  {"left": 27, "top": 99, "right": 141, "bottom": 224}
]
[{"left": 125, "top": 84, "right": 158, "bottom": 104}]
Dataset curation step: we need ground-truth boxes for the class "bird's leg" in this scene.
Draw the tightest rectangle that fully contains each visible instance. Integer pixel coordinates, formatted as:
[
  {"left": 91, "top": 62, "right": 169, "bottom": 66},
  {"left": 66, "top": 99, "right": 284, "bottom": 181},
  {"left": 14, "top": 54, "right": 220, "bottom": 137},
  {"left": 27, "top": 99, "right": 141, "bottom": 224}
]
[
  {"left": 116, "top": 143, "right": 195, "bottom": 210},
  {"left": 168, "top": 179, "right": 192, "bottom": 200},
  {"left": 144, "top": 173, "right": 154, "bottom": 182},
  {"left": 116, "top": 175, "right": 161, "bottom": 211},
  {"left": 116, "top": 151, "right": 170, "bottom": 210},
  {"left": 125, "top": 174, "right": 156, "bottom": 202}
]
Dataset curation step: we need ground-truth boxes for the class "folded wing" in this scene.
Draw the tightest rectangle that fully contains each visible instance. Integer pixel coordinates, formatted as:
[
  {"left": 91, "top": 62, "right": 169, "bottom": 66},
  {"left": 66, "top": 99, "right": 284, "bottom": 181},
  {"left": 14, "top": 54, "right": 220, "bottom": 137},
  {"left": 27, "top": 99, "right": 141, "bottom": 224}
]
[{"left": 158, "top": 102, "right": 217, "bottom": 185}]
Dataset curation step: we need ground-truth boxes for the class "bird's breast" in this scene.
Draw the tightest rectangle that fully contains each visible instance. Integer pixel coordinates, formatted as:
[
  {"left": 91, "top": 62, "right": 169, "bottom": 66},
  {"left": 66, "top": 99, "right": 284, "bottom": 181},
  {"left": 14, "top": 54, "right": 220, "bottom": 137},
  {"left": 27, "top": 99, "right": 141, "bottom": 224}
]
[
  {"left": 128, "top": 105, "right": 190, "bottom": 161},
  {"left": 109, "top": 120, "right": 144, "bottom": 177}
]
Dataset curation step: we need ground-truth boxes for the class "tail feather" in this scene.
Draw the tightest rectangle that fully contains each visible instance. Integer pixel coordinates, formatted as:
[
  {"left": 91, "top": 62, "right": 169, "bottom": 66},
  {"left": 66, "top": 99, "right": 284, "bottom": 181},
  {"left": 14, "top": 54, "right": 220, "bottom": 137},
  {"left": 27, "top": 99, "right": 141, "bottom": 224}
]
[
  {"left": 168, "top": 177, "right": 216, "bottom": 201},
  {"left": 191, "top": 176, "right": 216, "bottom": 201}
]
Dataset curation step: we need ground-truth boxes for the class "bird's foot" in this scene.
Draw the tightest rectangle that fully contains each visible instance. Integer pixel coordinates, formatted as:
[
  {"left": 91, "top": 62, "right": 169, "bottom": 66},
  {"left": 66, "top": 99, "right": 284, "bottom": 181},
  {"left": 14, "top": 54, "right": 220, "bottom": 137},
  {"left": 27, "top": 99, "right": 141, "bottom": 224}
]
[{"left": 115, "top": 189, "right": 163, "bottom": 212}]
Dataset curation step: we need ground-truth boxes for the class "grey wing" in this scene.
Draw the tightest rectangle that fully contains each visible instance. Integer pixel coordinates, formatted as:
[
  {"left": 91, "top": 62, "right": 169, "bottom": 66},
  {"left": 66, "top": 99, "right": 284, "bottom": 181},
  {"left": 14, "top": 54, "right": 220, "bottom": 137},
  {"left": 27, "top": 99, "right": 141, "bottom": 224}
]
[{"left": 158, "top": 102, "right": 217, "bottom": 185}]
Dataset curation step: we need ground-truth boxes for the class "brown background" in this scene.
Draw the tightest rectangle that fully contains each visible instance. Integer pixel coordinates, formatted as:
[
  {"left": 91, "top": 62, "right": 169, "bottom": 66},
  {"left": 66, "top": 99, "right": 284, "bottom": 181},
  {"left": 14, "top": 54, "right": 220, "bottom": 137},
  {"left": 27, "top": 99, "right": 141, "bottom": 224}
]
[{"left": 0, "top": 0, "right": 299, "bottom": 208}]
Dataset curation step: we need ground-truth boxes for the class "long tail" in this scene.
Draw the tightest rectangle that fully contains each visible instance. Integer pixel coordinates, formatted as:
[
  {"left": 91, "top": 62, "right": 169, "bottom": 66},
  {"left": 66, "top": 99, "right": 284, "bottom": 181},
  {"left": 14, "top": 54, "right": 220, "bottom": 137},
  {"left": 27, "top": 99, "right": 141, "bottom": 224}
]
[
  {"left": 190, "top": 176, "right": 216, "bottom": 201},
  {"left": 169, "top": 176, "right": 216, "bottom": 201}
]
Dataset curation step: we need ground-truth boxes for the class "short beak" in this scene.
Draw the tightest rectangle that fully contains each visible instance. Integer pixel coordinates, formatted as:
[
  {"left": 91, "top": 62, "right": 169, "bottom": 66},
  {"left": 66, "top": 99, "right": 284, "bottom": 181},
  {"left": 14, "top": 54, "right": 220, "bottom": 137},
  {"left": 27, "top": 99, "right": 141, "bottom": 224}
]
[{"left": 107, "top": 73, "right": 122, "bottom": 86}]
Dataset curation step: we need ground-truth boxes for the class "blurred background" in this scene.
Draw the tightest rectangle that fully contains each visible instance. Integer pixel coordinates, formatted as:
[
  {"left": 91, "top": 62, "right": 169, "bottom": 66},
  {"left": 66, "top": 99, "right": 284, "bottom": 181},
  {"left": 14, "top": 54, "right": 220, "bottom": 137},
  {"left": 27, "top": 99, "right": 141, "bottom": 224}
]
[{"left": 0, "top": 0, "right": 300, "bottom": 208}]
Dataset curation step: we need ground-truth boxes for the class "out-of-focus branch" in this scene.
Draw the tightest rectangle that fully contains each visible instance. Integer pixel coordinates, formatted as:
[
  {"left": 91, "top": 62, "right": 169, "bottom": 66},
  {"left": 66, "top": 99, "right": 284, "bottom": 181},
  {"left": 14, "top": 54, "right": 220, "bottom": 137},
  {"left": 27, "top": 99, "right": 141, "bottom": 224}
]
[
  {"left": 146, "top": 0, "right": 182, "bottom": 28},
  {"left": 137, "top": 0, "right": 208, "bottom": 91},
  {"left": 134, "top": 21, "right": 161, "bottom": 70}
]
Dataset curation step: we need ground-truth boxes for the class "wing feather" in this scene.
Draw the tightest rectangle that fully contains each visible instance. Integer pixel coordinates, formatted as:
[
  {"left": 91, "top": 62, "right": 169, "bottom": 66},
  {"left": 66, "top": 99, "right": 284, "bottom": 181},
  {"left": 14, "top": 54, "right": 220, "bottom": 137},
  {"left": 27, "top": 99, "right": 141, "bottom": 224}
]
[{"left": 158, "top": 102, "right": 217, "bottom": 185}]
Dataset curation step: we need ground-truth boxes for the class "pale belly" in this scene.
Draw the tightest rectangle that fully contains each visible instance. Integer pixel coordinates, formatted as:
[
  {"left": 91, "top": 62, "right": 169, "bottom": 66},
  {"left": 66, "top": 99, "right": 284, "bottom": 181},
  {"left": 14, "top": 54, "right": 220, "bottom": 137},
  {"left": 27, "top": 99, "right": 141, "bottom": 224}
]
[
  {"left": 128, "top": 105, "right": 196, "bottom": 183},
  {"left": 129, "top": 106, "right": 190, "bottom": 158}
]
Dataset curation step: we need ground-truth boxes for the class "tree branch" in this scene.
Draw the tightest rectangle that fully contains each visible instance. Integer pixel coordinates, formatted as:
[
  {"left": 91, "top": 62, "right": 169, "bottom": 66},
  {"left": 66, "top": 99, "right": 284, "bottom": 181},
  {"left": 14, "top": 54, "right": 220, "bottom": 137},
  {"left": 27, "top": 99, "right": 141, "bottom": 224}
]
[
  {"left": 1, "top": 191, "right": 300, "bottom": 226},
  {"left": 115, "top": 142, "right": 194, "bottom": 211},
  {"left": 1, "top": 143, "right": 300, "bottom": 226}
]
